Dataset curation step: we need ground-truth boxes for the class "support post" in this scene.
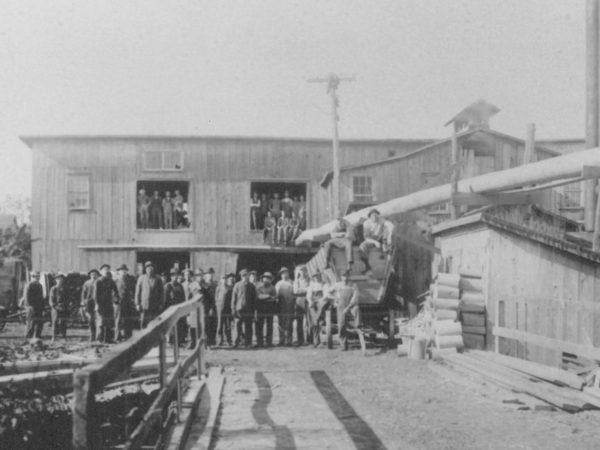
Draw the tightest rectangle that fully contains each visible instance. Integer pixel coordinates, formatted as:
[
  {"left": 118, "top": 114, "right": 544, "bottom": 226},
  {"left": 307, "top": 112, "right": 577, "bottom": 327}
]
[
  {"left": 173, "top": 325, "right": 181, "bottom": 421},
  {"left": 523, "top": 123, "right": 536, "bottom": 164},
  {"left": 585, "top": 0, "right": 599, "bottom": 230},
  {"left": 593, "top": 182, "right": 600, "bottom": 251},
  {"left": 158, "top": 336, "right": 167, "bottom": 388},
  {"left": 450, "top": 128, "right": 459, "bottom": 219},
  {"left": 331, "top": 82, "right": 341, "bottom": 219}
]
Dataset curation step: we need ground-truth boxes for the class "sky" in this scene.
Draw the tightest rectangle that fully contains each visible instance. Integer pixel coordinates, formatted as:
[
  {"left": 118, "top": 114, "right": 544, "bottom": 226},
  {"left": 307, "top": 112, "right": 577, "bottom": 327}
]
[{"left": 0, "top": 1, "right": 585, "bottom": 199}]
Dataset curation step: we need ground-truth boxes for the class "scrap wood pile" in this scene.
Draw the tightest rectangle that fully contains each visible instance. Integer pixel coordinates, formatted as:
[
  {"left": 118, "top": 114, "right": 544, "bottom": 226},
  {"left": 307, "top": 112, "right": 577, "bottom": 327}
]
[{"left": 443, "top": 350, "right": 600, "bottom": 413}]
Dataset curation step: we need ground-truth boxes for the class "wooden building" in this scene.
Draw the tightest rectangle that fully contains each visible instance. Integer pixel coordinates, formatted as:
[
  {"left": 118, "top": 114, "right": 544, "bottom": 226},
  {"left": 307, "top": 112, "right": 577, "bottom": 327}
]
[
  {"left": 21, "top": 135, "right": 431, "bottom": 274},
  {"left": 431, "top": 204, "right": 600, "bottom": 366},
  {"left": 322, "top": 126, "right": 562, "bottom": 222}
]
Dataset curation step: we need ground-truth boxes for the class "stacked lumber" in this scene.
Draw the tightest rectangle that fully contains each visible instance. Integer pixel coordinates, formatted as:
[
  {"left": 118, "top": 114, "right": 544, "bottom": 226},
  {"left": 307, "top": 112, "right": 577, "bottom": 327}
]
[
  {"left": 429, "top": 273, "right": 463, "bottom": 351},
  {"left": 442, "top": 350, "right": 599, "bottom": 413},
  {"left": 459, "top": 273, "right": 486, "bottom": 349}
]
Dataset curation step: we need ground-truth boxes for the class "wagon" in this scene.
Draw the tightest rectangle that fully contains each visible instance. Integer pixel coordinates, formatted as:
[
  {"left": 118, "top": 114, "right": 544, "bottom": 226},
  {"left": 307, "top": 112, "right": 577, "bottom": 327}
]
[{"left": 307, "top": 244, "right": 403, "bottom": 353}]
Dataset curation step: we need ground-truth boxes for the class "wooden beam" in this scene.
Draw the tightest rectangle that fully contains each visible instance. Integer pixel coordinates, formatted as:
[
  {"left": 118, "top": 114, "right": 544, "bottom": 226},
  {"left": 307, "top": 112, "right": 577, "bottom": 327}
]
[
  {"left": 582, "top": 165, "right": 600, "bottom": 178},
  {"left": 450, "top": 129, "right": 459, "bottom": 219},
  {"left": 296, "top": 148, "right": 600, "bottom": 245},
  {"left": 493, "top": 326, "right": 600, "bottom": 362},
  {"left": 451, "top": 191, "right": 544, "bottom": 206}
]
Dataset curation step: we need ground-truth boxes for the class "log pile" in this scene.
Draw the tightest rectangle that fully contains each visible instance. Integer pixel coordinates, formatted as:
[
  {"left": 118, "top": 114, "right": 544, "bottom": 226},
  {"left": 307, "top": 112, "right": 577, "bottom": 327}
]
[
  {"left": 442, "top": 350, "right": 600, "bottom": 413},
  {"left": 429, "top": 273, "right": 463, "bottom": 351},
  {"left": 458, "top": 273, "right": 486, "bottom": 349}
]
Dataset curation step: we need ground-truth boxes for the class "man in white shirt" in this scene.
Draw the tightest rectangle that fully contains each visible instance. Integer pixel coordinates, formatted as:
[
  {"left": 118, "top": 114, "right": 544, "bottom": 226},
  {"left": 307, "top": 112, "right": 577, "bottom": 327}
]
[
  {"left": 275, "top": 267, "right": 295, "bottom": 346},
  {"left": 358, "top": 209, "right": 394, "bottom": 273}
]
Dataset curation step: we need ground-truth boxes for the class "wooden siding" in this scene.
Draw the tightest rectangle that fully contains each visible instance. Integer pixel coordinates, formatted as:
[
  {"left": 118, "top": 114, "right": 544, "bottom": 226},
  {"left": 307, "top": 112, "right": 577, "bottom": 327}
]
[
  {"left": 435, "top": 225, "right": 600, "bottom": 367},
  {"left": 30, "top": 136, "right": 426, "bottom": 271}
]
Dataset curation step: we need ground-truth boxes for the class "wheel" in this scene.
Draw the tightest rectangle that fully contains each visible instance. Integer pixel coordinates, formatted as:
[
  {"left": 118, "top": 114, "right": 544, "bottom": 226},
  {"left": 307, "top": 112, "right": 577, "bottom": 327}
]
[{"left": 325, "top": 309, "right": 333, "bottom": 349}]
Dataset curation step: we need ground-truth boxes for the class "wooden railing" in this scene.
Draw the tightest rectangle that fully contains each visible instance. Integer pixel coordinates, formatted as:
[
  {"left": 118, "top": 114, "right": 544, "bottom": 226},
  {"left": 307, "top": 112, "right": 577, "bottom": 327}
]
[{"left": 73, "top": 300, "right": 207, "bottom": 450}]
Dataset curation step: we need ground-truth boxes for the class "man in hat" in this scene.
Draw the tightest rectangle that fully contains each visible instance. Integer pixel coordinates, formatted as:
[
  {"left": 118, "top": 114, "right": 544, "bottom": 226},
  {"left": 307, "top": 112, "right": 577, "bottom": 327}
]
[
  {"left": 231, "top": 268, "right": 257, "bottom": 347},
  {"left": 323, "top": 216, "right": 356, "bottom": 272},
  {"left": 80, "top": 269, "right": 100, "bottom": 341},
  {"left": 186, "top": 268, "right": 204, "bottom": 348},
  {"left": 215, "top": 273, "right": 235, "bottom": 346},
  {"left": 331, "top": 269, "right": 360, "bottom": 351},
  {"left": 275, "top": 267, "right": 295, "bottom": 346},
  {"left": 358, "top": 209, "right": 395, "bottom": 273},
  {"left": 135, "top": 261, "right": 165, "bottom": 329},
  {"left": 22, "top": 271, "right": 45, "bottom": 339},
  {"left": 306, "top": 270, "right": 332, "bottom": 347},
  {"left": 248, "top": 270, "right": 258, "bottom": 287},
  {"left": 292, "top": 265, "right": 310, "bottom": 345},
  {"left": 93, "top": 264, "right": 120, "bottom": 343},
  {"left": 165, "top": 269, "right": 187, "bottom": 343},
  {"left": 203, "top": 268, "right": 218, "bottom": 346},
  {"left": 255, "top": 272, "right": 277, "bottom": 347},
  {"left": 115, "top": 264, "right": 136, "bottom": 341},
  {"left": 181, "top": 268, "right": 193, "bottom": 300},
  {"left": 49, "top": 273, "right": 69, "bottom": 341}
]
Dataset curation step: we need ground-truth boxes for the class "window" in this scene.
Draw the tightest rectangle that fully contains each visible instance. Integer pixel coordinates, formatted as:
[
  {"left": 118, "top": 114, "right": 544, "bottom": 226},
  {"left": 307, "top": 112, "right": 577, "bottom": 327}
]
[
  {"left": 249, "top": 181, "right": 307, "bottom": 245},
  {"left": 352, "top": 175, "right": 373, "bottom": 201},
  {"left": 67, "top": 174, "right": 91, "bottom": 210},
  {"left": 562, "top": 182, "right": 582, "bottom": 208},
  {"left": 136, "top": 180, "right": 191, "bottom": 230},
  {"left": 143, "top": 151, "right": 184, "bottom": 171}
]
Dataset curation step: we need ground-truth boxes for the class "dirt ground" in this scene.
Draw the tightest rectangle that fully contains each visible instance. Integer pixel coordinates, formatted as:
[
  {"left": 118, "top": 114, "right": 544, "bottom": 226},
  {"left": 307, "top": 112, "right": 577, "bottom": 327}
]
[
  {"left": 207, "top": 345, "right": 600, "bottom": 450},
  {"left": 2, "top": 322, "right": 599, "bottom": 450}
]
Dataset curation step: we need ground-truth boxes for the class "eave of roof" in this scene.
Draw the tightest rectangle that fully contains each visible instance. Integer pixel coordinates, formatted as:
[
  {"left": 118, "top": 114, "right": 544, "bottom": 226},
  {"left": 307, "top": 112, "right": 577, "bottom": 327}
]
[
  {"left": 431, "top": 212, "right": 600, "bottom": 264},
  {"left": 322, "top": 127, "right": 562, "bottom": 180},
  {"left": 19, "top": 134, "right": 433, "bottom": 149}
]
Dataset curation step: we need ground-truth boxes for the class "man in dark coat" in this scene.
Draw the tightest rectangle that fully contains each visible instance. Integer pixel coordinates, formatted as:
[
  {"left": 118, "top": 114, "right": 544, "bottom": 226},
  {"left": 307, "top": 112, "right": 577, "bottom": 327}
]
[
  {"left": 231, "top": 268, "right": 257, "bottom": 347},
  {"left": 23, "top": 271, "right": 45, "bottom": 339},
  {"left": 115, "top": 264, "right": 136, "bottom": 341},
  {"left": 165, "top": 269, "right": 187, "bottom": 343},
  {"left": 256, "top": 272, "right": 277, "bottom": 347},
  {"left": 203, "top": 268, "right": 218, "bottom": 346},
  {"left": 93, "top": 264, "right": 120, "bottom": 343},
  {"left": 135, "top": 261, "right": 165, "bottom": 328},
  {"left": 80, "top": 269, "right": 99, "bottom": 341},
  {"left": 215, "top": 273, "right": 235, "bottom": 347},
  {"left": 49, "top": 273, "right": 69, "bottom": 341}
]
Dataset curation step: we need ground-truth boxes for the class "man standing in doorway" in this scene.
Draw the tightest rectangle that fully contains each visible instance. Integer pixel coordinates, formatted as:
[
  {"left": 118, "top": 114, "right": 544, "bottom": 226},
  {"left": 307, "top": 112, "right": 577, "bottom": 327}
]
[
  {"left": 81, "top": 268, "right": 99, "bottom": 341},
  {"left": 275, "top": 267, "right": 295, "bottom": 346},
  {"left": 115, "top": 264, "right": 136, "bottom": 341},
  {"left": 232, "top": 269, "right": 256, "bottom": 348},
  {"left": 23, "top": 271, "right": 45, "bottom": 340},
  {"left": 135, "top": 261, "right": 165, "bottom": 328}
]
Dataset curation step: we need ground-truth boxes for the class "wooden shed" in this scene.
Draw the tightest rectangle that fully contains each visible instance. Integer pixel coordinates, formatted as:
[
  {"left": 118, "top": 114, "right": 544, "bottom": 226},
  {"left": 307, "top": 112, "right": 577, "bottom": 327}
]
[{"left": 431, "top": 204, "right": 600, "bottom": 367}]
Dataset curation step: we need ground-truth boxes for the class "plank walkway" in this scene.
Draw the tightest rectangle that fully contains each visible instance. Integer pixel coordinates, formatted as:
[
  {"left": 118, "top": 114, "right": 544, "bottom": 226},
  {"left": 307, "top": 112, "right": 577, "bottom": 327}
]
[{"left": 187, "top": 367, "right": 386, "bottom": 450}]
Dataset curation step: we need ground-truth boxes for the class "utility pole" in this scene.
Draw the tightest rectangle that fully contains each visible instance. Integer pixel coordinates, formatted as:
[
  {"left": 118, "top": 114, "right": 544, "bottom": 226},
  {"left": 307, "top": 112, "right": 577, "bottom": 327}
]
[
  {"left": 308, "top": 73, "right": 354, "bottom": 219},
  {"left": 585, "top": 0, "right": 599, "bottom": 232}
]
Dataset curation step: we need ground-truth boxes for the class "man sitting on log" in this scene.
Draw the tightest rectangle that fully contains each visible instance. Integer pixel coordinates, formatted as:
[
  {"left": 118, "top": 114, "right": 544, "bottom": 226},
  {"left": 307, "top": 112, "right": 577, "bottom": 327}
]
[
  {"left": 358, "top": 208, "right": 394, "bottom": 273},
  {"left": 323, "top": 216, "right": 356, "bottom": 272}
]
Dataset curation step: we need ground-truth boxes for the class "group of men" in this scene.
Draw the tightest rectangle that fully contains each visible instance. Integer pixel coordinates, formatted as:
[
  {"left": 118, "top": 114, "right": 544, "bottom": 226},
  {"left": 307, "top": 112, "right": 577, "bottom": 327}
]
[
  {"left": 137, "top": 188, "right": 189, "bottom": 229},
  {"left": 249, "top": 191, "right": 308, "bottom": 246},
  {"left": 323, "top": 208, "right": 394, "bottom": 273},
  {"left": 226, "top": 265, "right": 360, "bottom": 350}
]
